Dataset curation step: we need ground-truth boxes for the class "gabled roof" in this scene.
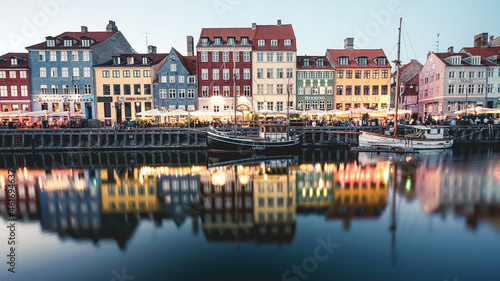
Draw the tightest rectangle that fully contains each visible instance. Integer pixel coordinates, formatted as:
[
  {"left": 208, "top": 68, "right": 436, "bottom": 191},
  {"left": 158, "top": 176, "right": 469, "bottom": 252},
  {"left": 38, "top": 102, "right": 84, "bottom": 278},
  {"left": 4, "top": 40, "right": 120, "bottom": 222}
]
[
  {"left": 95, "top": 53, "right": 168, "bottom": 67},
  {"left": 391, "top": 59, "right": 423, "bottom": 77},
  {"left": 172, "top": 48, "right": 197, "bottom": 75},
  {"left": 26, "top": 31, "right": 118, "bottom": 50},
  {"left": 402, "top": 74, "right": 419, "bottom": 96},
  {"left": 0, "top": 53, "right": 29, "bottom": 69},
  {"left": 461, "top": 46, "right": 500, "bottom": 63},
  {"left": 296, "top": 56, "right": 333, "bottom": 70},
  {"left": 433, "top": 52, "right": 496, "bottom": 66},
  {"left": 252, "top": 24, "right": 296, "bottom": 50},
  {"left": 326, "top": 49, "right": 390, "bottom": 68},
  {"left": 197, "top": 27, "right": 254, "bottom": 47}
]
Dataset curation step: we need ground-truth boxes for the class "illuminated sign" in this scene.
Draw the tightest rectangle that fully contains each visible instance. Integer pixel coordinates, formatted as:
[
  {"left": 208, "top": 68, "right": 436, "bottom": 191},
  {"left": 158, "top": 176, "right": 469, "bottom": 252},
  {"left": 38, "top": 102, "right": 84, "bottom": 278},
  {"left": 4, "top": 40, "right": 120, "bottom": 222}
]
[{"left": 338, "top": 96, "right": 383, "bottom": 103}]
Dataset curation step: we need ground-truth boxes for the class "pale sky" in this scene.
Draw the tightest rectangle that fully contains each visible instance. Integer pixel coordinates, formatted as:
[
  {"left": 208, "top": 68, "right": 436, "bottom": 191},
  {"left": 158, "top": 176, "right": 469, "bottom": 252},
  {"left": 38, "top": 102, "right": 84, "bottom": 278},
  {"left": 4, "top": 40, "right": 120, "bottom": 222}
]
[{"left": 1, "top": 0, "right": 498, "bottom": 70}]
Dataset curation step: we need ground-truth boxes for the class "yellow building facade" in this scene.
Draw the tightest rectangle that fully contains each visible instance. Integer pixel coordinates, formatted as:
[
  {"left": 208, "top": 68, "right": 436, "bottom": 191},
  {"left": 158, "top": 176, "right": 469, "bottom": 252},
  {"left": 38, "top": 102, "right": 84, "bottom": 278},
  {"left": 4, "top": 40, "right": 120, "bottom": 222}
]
[
  {"left": 94, "top": 53, "right": 167, "bottom": 125},
  {"left": 327, "top": 40, "right": 391, "bottom": 112}
]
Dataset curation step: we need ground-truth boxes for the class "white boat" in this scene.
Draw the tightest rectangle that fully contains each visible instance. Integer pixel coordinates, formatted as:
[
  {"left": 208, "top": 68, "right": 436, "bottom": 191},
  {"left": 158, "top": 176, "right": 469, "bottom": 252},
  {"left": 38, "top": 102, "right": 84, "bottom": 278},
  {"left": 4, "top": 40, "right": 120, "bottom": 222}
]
[
  {"left": 356, "top": 18, "right": 453, "bottom": 150},
  {"left": 358, "top": 125, "right": 454, "bottom": 149}
]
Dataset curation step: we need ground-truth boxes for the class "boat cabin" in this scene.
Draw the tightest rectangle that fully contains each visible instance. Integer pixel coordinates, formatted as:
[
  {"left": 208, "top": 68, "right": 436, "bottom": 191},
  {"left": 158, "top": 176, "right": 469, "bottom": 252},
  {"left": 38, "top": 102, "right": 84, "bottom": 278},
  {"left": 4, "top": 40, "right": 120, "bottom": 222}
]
[
  {"left": 407, "top": 125, "right": 448, "bottom": 139},
  {"left": 259, "top": 124, "right": 289, "bottom": 142}
]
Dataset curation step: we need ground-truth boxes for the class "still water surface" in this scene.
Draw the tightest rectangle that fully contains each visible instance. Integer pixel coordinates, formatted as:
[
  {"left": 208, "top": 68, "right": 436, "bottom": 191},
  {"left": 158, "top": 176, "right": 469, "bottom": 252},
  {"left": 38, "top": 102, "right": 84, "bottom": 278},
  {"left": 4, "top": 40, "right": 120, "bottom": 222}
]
[{"left": 1, "top": 147, "right": 500, "bottom": 281}]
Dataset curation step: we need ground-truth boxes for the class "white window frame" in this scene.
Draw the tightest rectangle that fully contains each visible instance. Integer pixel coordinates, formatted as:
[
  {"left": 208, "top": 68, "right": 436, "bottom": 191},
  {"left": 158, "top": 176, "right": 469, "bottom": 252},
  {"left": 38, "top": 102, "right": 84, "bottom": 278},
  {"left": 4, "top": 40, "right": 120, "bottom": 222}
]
[
  {"left": 71, "top": 51, "right": 78, "bottom": 61},
  {"left": 83, "top": 51, "right": 90, "bottom": 61},
  {"left": 258, "top": 40, "right": 265, "bottom": 46},
  {"left": 284, "top": 39, "right": 291, "bottom": 46},
  {"left": 50, "top": 67, "right": 57, "bottom": 77},
  {"left": 40, "top": 67, "right": 47, "bottom": 78},
  {"left": 60, "top": 51, "right": 67, "bottom": 61},
  {"left": 49, "top": 51, "right": 57, "bottom": 61},
  {"left": 83, "top": 67, "right": 91, "bottom": 78}
]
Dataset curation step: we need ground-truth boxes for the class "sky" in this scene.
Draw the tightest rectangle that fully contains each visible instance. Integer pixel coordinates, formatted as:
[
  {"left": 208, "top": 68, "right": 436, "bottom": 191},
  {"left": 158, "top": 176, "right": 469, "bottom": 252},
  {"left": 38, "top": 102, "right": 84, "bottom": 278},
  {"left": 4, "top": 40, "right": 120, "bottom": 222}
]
[{"left": 1, "top": 0, "right": 499, "bottom": 70}]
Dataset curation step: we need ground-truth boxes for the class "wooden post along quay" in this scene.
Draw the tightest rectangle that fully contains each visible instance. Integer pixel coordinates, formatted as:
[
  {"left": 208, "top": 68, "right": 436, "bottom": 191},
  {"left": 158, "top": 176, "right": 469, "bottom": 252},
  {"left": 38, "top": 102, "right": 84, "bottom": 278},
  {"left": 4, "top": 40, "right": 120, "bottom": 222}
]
[{"left": 0, "top": 126, "right": 498, "bottom": 151}]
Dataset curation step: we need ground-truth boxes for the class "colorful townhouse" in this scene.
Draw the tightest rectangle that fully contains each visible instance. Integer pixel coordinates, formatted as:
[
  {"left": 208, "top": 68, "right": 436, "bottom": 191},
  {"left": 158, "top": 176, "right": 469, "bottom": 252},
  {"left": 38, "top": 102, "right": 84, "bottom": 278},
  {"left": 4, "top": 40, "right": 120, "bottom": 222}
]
[
  {"left": 326, "top": 38, "right": 392, "bottom": 111},
  {"left": 296, "top": 55, "right": 335, "bottom": 111},
  {"left": 252, "top": 20, "right": 296, "bottom": 113},
  {"left": 153, "top": 46, "right": 197, "bottom": 112},
  {"left": 390, "top": 59, "right": 423, "bottom": 115},
  {"left": 460, "top": 33, "right": 500, "bottom": 109},
  {"left": 0, "top": 53, "right": 30, "bottom": 112},
  {"left": 419, "top": 47, "right": 490, "bottom": 117},
  {"left": 196, "top": 27, "right": 253, "bottom": 121},
  {"left": 26, "top": 21, "right": 134, "bottom": 119},
  {"left": 94, "top": 50, "right": 167, "bottom": 125}
]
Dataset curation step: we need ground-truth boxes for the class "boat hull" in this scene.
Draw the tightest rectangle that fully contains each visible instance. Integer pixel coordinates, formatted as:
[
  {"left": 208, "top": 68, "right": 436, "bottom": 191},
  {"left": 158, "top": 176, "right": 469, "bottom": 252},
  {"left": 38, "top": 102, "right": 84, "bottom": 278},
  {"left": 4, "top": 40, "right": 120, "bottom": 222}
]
[
  {"left": 358, "top": 131, "right": 453, "bottom": 149},
  {"left": 206, "top": 130, "right": 302, "bottom": 153}
]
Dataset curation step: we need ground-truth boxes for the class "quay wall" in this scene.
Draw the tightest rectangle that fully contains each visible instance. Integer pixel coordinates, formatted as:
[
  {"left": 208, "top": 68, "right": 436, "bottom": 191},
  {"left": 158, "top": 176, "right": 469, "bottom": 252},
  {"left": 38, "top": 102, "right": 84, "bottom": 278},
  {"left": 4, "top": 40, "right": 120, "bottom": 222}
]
[{"left": 0, "top": 125, "right": 499, "bottom": 151}]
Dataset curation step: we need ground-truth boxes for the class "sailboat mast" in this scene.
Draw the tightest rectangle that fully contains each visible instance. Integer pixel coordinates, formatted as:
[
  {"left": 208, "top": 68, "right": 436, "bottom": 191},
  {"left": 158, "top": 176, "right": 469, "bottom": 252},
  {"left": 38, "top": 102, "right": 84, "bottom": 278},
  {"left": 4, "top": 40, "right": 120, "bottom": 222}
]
[
  {"left": 394, "top": 17, "right": 402, "bottom": 136},
  {"left": 233, "top": 48, "right": 237, "bottom": 125}
]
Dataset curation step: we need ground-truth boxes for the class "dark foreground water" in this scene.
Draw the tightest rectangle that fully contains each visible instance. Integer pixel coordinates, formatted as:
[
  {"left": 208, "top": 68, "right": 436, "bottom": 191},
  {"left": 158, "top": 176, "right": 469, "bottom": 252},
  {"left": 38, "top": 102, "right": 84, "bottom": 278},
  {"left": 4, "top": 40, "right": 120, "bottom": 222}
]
[{"left": 1, "top": 147, "right": 499, "bottom": 281}]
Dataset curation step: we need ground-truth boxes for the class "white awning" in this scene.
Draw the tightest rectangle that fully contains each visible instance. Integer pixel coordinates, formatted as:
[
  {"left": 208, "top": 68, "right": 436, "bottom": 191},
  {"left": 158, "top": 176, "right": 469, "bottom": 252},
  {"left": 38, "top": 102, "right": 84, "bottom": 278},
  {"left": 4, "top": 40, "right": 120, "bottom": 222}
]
[
  {"left": 178, "top": 105, "right": 186, "bottom": 110},
  {"left": 168, "top": 105, "right": 176, "bottom": 110},
  {"left": 187, "top": 105, "right": 195, "bottom": 111}
]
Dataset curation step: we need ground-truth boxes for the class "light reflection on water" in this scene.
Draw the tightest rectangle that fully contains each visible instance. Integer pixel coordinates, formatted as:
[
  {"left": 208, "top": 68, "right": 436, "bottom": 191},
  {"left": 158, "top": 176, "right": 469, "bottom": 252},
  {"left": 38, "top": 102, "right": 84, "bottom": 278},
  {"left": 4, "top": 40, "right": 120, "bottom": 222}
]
[{"left": 0, "top": 147, "right": 499, "bottom": 281}]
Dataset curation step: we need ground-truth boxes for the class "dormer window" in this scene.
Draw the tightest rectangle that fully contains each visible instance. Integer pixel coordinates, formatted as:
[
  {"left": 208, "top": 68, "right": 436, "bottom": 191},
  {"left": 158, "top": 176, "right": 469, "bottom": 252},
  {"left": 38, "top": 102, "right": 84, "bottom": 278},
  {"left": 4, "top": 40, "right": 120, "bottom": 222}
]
[
  {"left": 284, "top": 39, "right": 291, "bottom": 46},
  {"left": 241, "top": 37, "right": 249, "bottom": 45},
  {"left": 228, "top": 37, "right": 235, "bottom": 45},
  {"left": 142, "top": 57, "right": 148, "bottom": 65},
  {"left": 451, "top": 56, "right": 461, "bottom": 65},
  {"left": 357, "top": 57, "right": 368, "bottom": 66},
  {"left": 10, "top": 58, "right": 18, "bottom": 66},
  {"left": 271, "top": 40, "right": 278, "bottom": 47},
  {"left": 64, "top": 39, "right": 73, "bottom": 47},
  {"left": 214, "top": 37, "right": 222, "bottom": 45},
  {"left": 338, "top": 56, "right": 349, "bottom": 66},
  {"left": 47, "top": 39, "right": 56, "bottom": 47},
  {"left": 127, "top": 57, "right": 135, "bottom": 65},
  {"left": 302, "top": 57, "right": 310, "bottom": 67},
  {"left": 471, "top": 56, "right": 481, "bottom": 65},
  {"left": 82, "top": 39, "right": 90, "bottom": 47},
  {"left": 113, "top": 56, "right": 121, "bottom": 65},
  {"left": 316, "top": 57, "right": 324, "bottom": 67},
  {"left": 258, "top": 40, "right": 265, "bottom": 46},
  {"left": 376, "top": 57, "right": 386, "bottom": 66},
  {"left": 201, "top": 38, "right": 209, "bottom": 47}
]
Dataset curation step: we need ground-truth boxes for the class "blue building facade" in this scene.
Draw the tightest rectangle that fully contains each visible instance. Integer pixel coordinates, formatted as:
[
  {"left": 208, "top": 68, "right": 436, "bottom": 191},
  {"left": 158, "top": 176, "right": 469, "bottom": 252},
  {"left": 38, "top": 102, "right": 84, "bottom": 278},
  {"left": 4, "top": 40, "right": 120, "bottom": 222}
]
[
  {"left": 153, "top": 48, "right": 197, "bottom": 111},
  {"left": 26, "top": 21, "right": 134, "bottom": 119}
]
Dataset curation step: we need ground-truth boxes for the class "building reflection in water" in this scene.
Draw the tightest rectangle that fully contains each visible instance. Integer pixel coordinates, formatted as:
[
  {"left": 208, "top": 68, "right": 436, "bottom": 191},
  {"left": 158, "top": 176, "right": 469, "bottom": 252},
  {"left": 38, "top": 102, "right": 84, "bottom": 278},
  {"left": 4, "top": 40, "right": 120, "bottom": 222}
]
[{"left": 2, "top": 149, "right": 499, "bottom": 250}]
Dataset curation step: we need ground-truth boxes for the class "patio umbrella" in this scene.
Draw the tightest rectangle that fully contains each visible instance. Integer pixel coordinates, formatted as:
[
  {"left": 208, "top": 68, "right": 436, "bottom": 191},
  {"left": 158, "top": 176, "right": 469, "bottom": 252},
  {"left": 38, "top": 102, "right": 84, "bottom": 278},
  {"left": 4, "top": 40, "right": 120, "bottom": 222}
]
[
  {"left": 301, "top": 109, "right": 327, "bottom": 115},
  {"left": 278, "top": 108, "right": 304, "bottom": 114},
  {"left": 137, "top": 109, "right": 165, "bottom": 116},
  {"left": 255, "top": 109, "right": 275, "bottom": 115},
  {"left": 165, "top": 108, "right": 189, "bottom": 116},
  {"left": 350, "top": 108, "right": 376, "bottom": 114},
  {"left": 48, "top": 112, "right": 86, "bottom": 117},
  {"left": 0, "top": 110, "right": 30, "bottom": 116},
  {"left": 190, "top": 109, "right": 214, "bottom": 116},
  {"left": 325, "top": 109, "right": 347, "bottom": 115},
  {"left": 24, "top": 110, "right": 55, "bottom": 116},
  {"left": 455, "top": 107, "right": 497, "bottom": 115}
]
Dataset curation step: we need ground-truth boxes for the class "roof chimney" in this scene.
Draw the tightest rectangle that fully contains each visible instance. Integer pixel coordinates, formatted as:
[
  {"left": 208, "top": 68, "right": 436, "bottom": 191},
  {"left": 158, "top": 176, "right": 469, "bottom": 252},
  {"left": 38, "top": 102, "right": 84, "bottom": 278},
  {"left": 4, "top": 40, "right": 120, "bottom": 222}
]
[
  {"left": 427, "top": 51, "right": 431, "bottom": 59},
  {"left": 277, "top": 19, "right": 282, "bottom": 26},
  {"left": 148, "top": 45, "right": 157, "bottom": 54},
  {"left": 448, "top": 46, "right": 454, "bottom": 54},
  {"left": 252, "top": 23, "right": 256, "bottom": 30},
  {"left": 474, "top": 32, "right": 488, "bottom": 48},
  {"left": 344, "top": 38, "right": 354, "bottom": 50},
  {"left": 187, "top": 35, "right": 194, "bottom": 56},
  {"left": 81, "top": 26, "right": 88, "bottom": 33},
  {"left": 106, "top": 20, "right": 118, "bottom": 32}
]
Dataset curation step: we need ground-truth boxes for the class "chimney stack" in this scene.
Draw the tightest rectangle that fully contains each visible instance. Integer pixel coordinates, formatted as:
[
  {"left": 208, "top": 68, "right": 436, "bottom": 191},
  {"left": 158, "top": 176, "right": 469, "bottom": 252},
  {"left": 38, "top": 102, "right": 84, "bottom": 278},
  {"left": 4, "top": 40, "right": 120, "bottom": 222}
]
[
  {"left": 344, "top": 38, "right": 354, "bottom": 50},
  {"left": 81, "top": 26, "right": 88, "bottom": 33},
  {"left": 474, "top": 32, "right": 488, "bottom": 48},
  {"left": 448, "top": 46, "right": 454, "bottom": 54},
  {"left": 106, "top": 20, "right": 118, "bottom": 32},
  {"left": 148, "top": 45, "right": 157, "bottom": 54},
  {"left": 277, "top": 19, "right": 282, "bottom": 26},
  {"left": 252, "top": 23, "right": 256, "bottom": 30},
  {"left": 187, "top": 36, "right": 194, "bottom": 56}
]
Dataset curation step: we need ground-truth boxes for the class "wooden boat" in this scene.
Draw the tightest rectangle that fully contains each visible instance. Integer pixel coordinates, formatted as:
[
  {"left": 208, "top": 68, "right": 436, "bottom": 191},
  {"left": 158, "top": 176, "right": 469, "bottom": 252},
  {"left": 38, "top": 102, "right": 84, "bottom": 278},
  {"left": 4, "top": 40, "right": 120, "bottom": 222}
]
[
  {"left": 358, "top": 125, "right": 453, "bottom": 149},
  {"left": 207, "top": 123, "right": 302, "bottom": 153}
]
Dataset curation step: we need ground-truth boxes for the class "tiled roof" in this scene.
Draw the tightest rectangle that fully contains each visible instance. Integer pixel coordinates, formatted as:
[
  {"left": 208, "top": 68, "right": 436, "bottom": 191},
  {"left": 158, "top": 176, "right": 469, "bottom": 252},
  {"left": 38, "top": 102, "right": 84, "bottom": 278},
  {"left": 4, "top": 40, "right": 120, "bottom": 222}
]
[
  {"left": 0, "top": 53, "right": 29, "bottom": 68},
  {"left": 252, "top": 24, "right": 296, "bottom": 50},
  {"left": 296, "top": 56, "right": 333, "bottom": 70},
  {"left": 172, "top": 48, "right": 197, "bottom": 75},
  {"left": 26, "top": 31, "right": 118, "bottom": 50},
  {"left": 402, "top": 74, "right": 419, "bottom": 96},
  {"left": 95, "top": 53, "right": 168, "bottom": 67},
  {"left": 433, "top": 52, "right": 497, "bottom": 66},
  {"left": 197, "top": 28, "right": 254, "bottom": 47},
  {"left": 326, "top": 49, "right": 390, "bottom": 68},
  {"left": 461, "top": 46, "right": 500, "bottom": 62}
]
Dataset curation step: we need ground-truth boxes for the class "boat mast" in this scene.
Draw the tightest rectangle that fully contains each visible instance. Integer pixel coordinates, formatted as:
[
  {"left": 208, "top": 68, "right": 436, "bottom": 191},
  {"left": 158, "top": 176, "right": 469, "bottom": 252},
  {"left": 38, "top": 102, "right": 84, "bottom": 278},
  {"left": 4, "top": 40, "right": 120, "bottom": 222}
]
[
  {"left": 233, "top": 47, "right": 237, "bottom": 126},
  {"left": 394, "top": 17, "right": 402, "bottom": 136},
  {"left": 287, "top": 79, "right": 290, "bottom": 139}
]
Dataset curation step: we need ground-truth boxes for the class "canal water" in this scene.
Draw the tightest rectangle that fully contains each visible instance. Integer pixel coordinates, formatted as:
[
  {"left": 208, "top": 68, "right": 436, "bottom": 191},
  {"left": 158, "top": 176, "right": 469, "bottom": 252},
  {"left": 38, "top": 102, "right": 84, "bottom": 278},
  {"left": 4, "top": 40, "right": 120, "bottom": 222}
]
[{"left": 1, "top": 147, "right": 499, "bottom": 281}]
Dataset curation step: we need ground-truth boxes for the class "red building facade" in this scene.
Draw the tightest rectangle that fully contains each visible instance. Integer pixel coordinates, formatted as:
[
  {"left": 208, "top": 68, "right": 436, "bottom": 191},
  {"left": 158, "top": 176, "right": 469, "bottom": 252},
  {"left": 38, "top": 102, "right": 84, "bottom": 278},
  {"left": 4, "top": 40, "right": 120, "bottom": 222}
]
[
  {"left": 0, "top": 53, "right": 30, "bottom": 112},
  {"left": 197, "top": 28, "right": 254, "bottom": 119}
]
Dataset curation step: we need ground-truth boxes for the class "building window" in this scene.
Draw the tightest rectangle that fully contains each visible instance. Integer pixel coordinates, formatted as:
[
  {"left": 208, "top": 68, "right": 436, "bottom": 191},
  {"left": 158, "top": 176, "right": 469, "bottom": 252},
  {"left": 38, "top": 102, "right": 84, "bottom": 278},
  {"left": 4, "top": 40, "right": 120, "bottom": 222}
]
[
  {"left": 381, "top": 85, "right": 388, "bottom": 95},
  {"left": 338, "top": 57, "right": 348, "bottom": 66},
  {"left": 468, "top": 84, "right": 474, "bottom": 94},
  {"left": 469, "top": 71, "right": 475, "bottom": 78},
  {"left": 144, "top": 70, "right": 151, "bottom": 77},
  {"left": 222, "top": 86, "right": 230, "bottom": 97},
  {"left": 51, "top": 85, "right": 58, "bottom": 94},
  {"left": 213, "top": 86, "right": 220, "bottom": 96},
  {"left": 355, "top": 86, "right": 361, "bottom": 95},
  {"left": 257, "top": 69, "right": 264, "bottom": 79},
  {"left": 40, "top": 67, "right": 46, "bottom": 78},
  {"left": 223, "top": 69, "right": 230, "bottom": 80},
  {"left": 83, "top": 67, "right": 90, "bottom": 78},
  {"left": 257, "top": 53, "right": 264, "bottom": 62},
  {"left": 276, "top": 53, "right": 283, "bottom": 62},
  {"left": 84, "top": 84, "right": 91, "bottom": 94},
  {"left": 159, "top": 89, "right": 167, "bottom": 99},
  {"left": 71, "top": 51, "right": 78, "bottom": 61},
  {"left": 123, "top": 84, "right": 130, "bottom": 95},
  {"left": 201, "top": 38, "right": 208, "bottom": 46},
  {"left": 257, "top": 84, "right": 264, "bottom": 94},
  {"left": 277, "top": 84, "right": 284, "bottom": 94},
  {"left": 133, "top": 84, "right": 141, "bottom": 95},
  {"left": 133, "top": 70, "right": 140, "bottom": 77},
  {"left": 222, "top": 52, "right": 229, "bottom": 62},
  {"left": 364, "top": 85, "right": 370, "bottom": 95},
  {"left": 243, "top": 52, "right": 250, "bottom": 62},
  {"left": 267, "top": 53, "right": 274, "bottom": 62},
  {"left": 267, "top": 69, "right": 273, "bottom": 78},
  {"left": 286, "top": 52, "right": 294, "bottom": 62},
  {"left": 345, "top": 86, "right": 352, "bottom": 95},
  {"left": 355, "top": 70, "right": 361, "bottom": 79},
  {"left": 202, "top": 86, "right": 208, "bottom": 97},
  {"left": 169, "top": 89, "right": 176, "bottom": 99},
  {"left": 178, "top": 89, "right": 186, "bottom": 99},
  {"left": 258, "top": 40, "right": 265, "bottom": 46},
  {"left": 382, "top": 70, "right": 388, "bottom": 78},
  {"left": 73, "top": 85, "right": 80, "bottom": 95},
  {"left": 214, "top": 37, "right": 222, "bottom": 45},
  {"left": 337, "top": 70, "right": 343, "bottom": 79},
  {"left": 244, "top": 68, "right": 250, "bottom": 80},
  {"left": 244, "top": 86, "right": 250, "bottom": 96},
  {"left": 286, "top": 68, "right": 293, "bottom": 78},
  {"left": 169, "top": 76, "right": 176, "bottom": 83},
  {"left": 357, "top": 57, "right": 367, "bottom": 66},
  {"left": 277, "top": 68, "right": 284, "bottom": 78},
  {"left": 305, "top": 86, "right": 311, "bottom": 95},
  {"left": 202, "top": 69, "right": 208, "bottom": 80},
  {"left": 327, "top": 86, "right": 333, "bottom": 95},
  {"left": 459, "top": 71, "right": 465, "bottom": 78},
  {"left": 123, "top": 70, "right": 130, "bottom": 78},
  {"left": 50, "top": 67, "right": 57, "bottom": 77},
  {"left": 10, "top": 86, "right": 18, "bottom": 97},
  {"left": 377, "top": 57, "right": 386, "bottom": 66},
  {"left": 346, "top": 70, "right": 352, "bottom": 79},
  {"left": 373, "top": 70, "right": 379, "bottom": 79},
  {"left": 83, "top": 51, "right": 90, "bottom": 61},
  {"left": 103, "top": 84, "right": 110, "bottom": 95},
  {"left": 178, "top": 76, "right": 185, "bottom": 83},
  {"left": 267, "top": 84, "right": 274, "bottom": 94},
  {"left": 21, "top": 85, "right": 28, "bottom": 96},
  {"left": 227, "top": 37, "right": 235, "bottom": 45},
  {"left": 49, "top": 51, "right": 57, "bottom": 61},
  {"left": 336, "top": 85, "right": 343, "bottom": 95},
  {"left": 298, "top": 86, "right": 304, "bottom": 95},
  {"left": 113, "top": 70, "right": 120, "bottom": 78},
  {"left": 2, "top": 86, "right": 9, "bottom": 97},
  {"left": 39, "top": 51, "right": 45, "bottom": 61},
  {"left": 317, "top": 57, "right": 325, "bottom": 67},
  {"left": 212, "top": 52, "right": 219, "bottom": 62},
  {"left": 270, "top": 39, "right": 278, "bottom": 46},
  {"left": 0, "top": 71, "right": 5, "bottom": 78},
  {"left": 213, "top": 69, "right": 219, "bottom": 80},
  {"left": 188, "top": 89, "right": 195, "bottom": 98}
]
